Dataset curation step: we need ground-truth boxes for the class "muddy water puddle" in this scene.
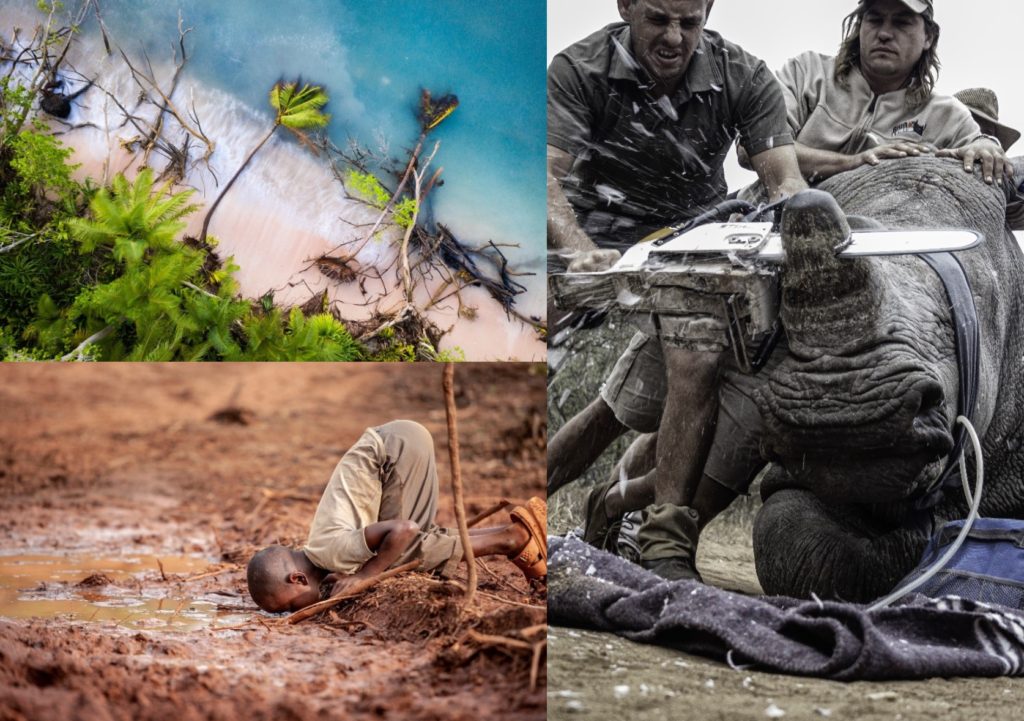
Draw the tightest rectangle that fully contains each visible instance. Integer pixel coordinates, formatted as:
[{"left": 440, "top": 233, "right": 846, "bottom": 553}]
[{"left": 0, "top": 552, "right": 249, "bottom": 631}]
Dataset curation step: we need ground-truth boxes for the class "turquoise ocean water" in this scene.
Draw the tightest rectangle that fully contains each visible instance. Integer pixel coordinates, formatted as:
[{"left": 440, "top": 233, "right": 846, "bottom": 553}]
[
  {"left": 93, "top": 0, "right": 548, "bottom": 264},
  {"left": 2, "top": 0, "right": 546, "bottom": 276}
]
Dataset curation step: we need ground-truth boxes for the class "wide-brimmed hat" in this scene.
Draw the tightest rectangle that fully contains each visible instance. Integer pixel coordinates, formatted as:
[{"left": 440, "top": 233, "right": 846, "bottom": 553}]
[
  {"left": 954, "top": 88, "right": 1021, "bottom": 152},
  {"left": 858, "top": 0, "right": 933, "bottom": 15}
]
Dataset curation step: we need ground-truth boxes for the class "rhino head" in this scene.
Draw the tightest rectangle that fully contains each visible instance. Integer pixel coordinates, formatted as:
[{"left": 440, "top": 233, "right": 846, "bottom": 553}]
[
  {"left": 751, "top": 158, "right": 1024, "bottom": 601},
  {"left": 759, "top": 189, "right": 959, "bottom": 504}
]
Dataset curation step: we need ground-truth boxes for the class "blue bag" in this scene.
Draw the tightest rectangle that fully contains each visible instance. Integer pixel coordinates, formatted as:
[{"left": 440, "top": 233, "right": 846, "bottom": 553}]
[{"left": 897, "top": 518, "right": 1024, "bottom": 609}]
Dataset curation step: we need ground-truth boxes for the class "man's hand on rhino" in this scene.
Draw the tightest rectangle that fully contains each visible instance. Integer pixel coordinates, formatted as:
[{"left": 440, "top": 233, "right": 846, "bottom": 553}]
[
  {"left": 856, "top": 141, "right": 934, "bottom": 168},
  {"left": 567, "top": 248, "right": 621, "bottom": 273},
  {"left": 938, "top": 138, "right": 1011, "bottom": 185}
]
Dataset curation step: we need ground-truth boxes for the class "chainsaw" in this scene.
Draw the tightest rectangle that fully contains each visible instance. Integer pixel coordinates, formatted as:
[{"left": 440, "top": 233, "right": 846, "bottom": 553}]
[{"left": 550, "top": 202, "right": 982, "bottom": 372}]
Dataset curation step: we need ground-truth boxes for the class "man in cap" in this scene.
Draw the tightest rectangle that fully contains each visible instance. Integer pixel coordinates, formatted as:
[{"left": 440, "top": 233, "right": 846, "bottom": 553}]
[
  {"left": 955, "top": 88, "right": 1024, "bottom": 230},
  {"left": 777, "top": 0, "right": 1010, "bottom": 185},
  {"left": 548, "top": 0, "right": 807, "bottom": 581}
]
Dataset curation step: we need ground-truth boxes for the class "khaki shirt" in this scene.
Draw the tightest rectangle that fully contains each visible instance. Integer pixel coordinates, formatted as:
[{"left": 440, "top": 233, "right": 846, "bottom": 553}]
[
  {"left": 302, "top": 427, "right": 383, "bottom": 574},
  {"left": 778, "top": 52, "right": 982, "bottom": 155}
]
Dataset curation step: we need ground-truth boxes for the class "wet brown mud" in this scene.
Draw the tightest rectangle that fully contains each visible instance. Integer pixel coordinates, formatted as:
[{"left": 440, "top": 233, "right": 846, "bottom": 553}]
[{"left": 0, "top": 363, "right": 546, "bottom": 721}]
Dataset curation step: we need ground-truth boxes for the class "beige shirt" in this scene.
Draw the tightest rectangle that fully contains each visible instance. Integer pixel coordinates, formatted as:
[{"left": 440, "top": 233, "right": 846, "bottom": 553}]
[
  {"left": 778, "top": 51, "right": 982, "bottom": 155},
  {"left": 302, "top": 427, "right": 384, "bottom": 574}
]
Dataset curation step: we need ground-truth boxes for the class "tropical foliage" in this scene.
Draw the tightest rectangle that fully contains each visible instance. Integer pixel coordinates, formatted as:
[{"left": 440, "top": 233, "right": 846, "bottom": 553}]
[
  {"left": 0, "top": 11, "right": 474, "bottom": 362},
  {"left": 199, "top": 80, "right": 330, "bottom": 242},
  {"left": 22, "top": 169, "right": 365, "bottom": 361}
]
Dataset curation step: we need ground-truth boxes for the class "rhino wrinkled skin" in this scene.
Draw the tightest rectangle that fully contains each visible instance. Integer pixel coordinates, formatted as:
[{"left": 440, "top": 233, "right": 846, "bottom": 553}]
[{"left": 752, "top": 157, "right": 1024, "bottom": 602}]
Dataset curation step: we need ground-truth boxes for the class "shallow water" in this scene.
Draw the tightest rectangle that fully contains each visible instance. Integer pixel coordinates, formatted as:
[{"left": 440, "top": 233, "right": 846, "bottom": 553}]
[{"left": 0, "top": 553, "right": 248, "bottom": 631}]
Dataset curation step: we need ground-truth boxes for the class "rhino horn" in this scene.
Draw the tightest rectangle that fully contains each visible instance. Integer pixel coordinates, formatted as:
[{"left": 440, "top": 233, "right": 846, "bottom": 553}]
[{"left": 780, "top": 190, "right": 879, "bottom": 343}]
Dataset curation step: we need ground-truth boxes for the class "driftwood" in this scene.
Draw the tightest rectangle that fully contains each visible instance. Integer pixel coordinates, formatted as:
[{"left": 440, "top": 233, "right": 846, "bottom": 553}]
[
  {"left": 306, "top": 91, "right": 545, "bottom": 345},
  {"left": 427, "top": 224, "right": 529, "bottom": 313}
]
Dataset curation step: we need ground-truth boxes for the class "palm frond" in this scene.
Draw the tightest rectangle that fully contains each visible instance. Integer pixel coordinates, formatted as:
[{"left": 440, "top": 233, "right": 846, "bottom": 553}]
[{"left": 270, "top": 81, "right": 330, "bottom": 131}]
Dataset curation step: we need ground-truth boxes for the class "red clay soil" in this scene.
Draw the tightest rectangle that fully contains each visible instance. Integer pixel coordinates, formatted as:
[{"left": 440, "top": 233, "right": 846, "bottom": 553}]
[{"left": 0, "top": 363, "right": 547, "bottom": 721}]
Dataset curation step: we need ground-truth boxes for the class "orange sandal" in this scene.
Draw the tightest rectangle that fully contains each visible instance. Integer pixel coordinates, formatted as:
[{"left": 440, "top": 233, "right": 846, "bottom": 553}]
[{"left": 509, "top": 496, "right": 547, "bottom": 581}]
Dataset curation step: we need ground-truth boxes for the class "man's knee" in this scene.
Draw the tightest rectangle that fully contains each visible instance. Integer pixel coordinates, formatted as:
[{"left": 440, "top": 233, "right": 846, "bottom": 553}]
[{"left": 663, "top": 348, "right": 724, "bottom": 405}]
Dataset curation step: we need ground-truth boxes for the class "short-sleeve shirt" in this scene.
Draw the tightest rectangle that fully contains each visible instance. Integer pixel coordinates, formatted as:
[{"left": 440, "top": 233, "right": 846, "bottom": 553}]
[
  {"left": 302, "top": 427, "right": 384, "bottom": 574},
  {"left": 777, "top": 51, "right": 982, "bottom": 156},
  {"left": 548, "top": 24, "right": 794, "bottom": 249}
]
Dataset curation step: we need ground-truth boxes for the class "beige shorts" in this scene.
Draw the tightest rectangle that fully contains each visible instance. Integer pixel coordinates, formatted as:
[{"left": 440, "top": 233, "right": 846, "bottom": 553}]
[
  {"left": 375, "top": 420, "right": 463, "bottom": 576},
  {"left": 599, "top": 333, "right": 786, "bottom": 493}
]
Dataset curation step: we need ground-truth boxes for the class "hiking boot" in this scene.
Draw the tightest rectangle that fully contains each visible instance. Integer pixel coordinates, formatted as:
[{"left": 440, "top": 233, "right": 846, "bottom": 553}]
[
  {"left": 638, "top": 504, "right": 703, "bottom": 583},
  {"left": 582, "top": 476, "right": 622, "bottom": 552},
  {"left": 642, "top": 553, "right": 702, "bottom": 582},
  {"left": 509, "top": 496, "right": 547, "bottom": 581}
]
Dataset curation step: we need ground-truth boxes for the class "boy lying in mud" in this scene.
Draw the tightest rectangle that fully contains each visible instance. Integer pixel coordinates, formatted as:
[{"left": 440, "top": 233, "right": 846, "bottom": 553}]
[{"left": 246, "top": 420, "right": 546, "bottom": 612}]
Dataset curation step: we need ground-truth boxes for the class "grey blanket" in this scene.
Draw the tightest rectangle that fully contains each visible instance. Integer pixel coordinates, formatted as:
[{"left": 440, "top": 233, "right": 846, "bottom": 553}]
[{"left": 549, "top": 535, "right": 1024, "bottom": 680}]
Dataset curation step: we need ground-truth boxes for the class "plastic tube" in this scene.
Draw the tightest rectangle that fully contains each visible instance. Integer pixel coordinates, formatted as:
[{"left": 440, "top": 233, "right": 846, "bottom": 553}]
[{"left": 867, "top": 416, "right": 983, "bottom": 611}]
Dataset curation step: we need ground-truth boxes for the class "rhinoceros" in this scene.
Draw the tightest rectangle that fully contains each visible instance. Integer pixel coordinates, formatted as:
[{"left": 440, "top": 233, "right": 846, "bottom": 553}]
[{"left": 753, "top": 156, "right": 1024, "bottom": 602}]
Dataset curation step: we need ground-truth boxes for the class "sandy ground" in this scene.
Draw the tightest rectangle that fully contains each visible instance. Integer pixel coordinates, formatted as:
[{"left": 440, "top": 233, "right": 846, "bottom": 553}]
[
  {"left": 548, "top": 483, "right": 1024, "bottom": 721},
  {"left": 0, "top": 363, "right": 546, "bottom": 721}
]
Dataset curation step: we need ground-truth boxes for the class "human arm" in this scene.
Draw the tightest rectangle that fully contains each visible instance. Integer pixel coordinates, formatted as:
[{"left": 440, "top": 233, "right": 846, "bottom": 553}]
[
  {"left": 792, "top": 139, "right": 936, "bottom": 183},
  {"left": 547, "top": 49, "right": 622, "bottom": 272},
  {"left": 732, "top": 56, "right": 806, "bottom": 199},
  {"left": 748, "top": 145, "right": 808, "bottom": 201},
  {"left": 319, "top": 519, "right": 420, "bottom": 598},
  {"left": 547, "top": 145, "right": 620, "bottom": 271}
]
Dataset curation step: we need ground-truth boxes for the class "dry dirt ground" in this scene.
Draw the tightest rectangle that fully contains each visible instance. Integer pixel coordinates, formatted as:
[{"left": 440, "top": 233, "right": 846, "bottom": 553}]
[
  {"left": 548, "top": 484, "right": 1024, "bottom": 721},
  {"left": 0, "top": 363, "right": 546, "bottom": 721}
]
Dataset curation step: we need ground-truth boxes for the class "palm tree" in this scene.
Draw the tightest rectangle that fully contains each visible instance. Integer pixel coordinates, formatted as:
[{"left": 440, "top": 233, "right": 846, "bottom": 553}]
[
  {"left": 199, "top": 80, "right": 330, "bottom": 243},
  {"left": 72, "top": 168, "right": 197, "bottom": 265}
]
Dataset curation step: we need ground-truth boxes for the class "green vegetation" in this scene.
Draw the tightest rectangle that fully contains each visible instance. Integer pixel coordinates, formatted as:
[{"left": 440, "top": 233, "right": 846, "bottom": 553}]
[
  {"left": 345, "top": 169, "right": 390, "bottom": 208},
  {"left": 16, "top": 169, "right": 365, "bottom": 361},
  {"left": 345, "top": 169, "right": 417, "bottom": 229},
  {"left": 0, "top": 74, "right": 414, "bottom": 361},
  {"left": 392, "top": 198, "right": 418, "bottom": 229},
  {"left": 0, "top": 78, "right": 93, "bottom": 347}
]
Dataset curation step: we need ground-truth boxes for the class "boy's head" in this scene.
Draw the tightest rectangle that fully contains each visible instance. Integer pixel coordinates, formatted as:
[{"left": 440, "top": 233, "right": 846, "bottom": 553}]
[{"left": 246, "top": 545, "right": 322, "bottom": 612}]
